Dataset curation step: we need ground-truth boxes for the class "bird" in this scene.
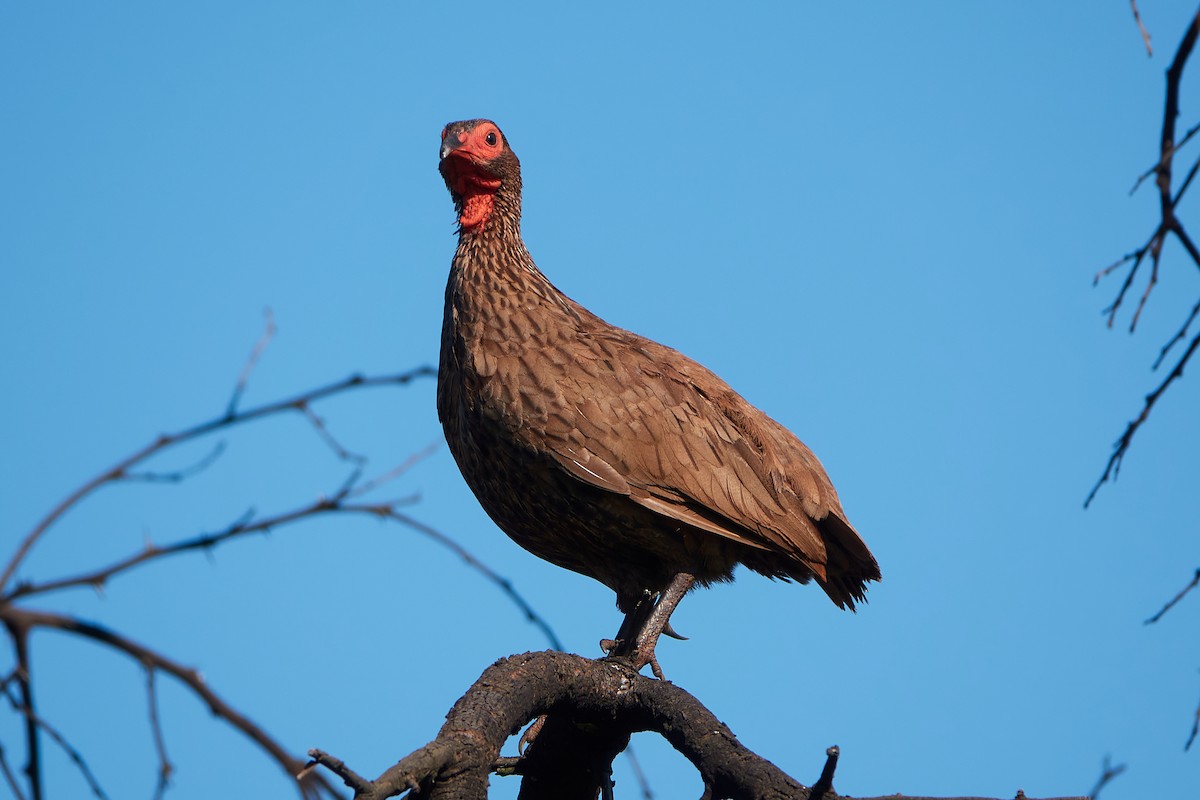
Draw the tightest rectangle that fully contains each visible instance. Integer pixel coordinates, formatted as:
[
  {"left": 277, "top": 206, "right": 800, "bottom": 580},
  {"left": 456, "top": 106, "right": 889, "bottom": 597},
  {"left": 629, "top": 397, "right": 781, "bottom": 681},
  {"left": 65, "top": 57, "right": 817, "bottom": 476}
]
[{"left": 437, "top": 118, "right": 879, "bottom": 677}]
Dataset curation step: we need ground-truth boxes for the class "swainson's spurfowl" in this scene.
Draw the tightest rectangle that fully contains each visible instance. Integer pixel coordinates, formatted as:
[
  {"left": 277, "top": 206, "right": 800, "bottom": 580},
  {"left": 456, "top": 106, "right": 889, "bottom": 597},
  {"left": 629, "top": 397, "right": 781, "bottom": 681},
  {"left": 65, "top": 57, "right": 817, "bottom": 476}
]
[{"left": 437, "top": 119, "right": 879, "bottom": 676}]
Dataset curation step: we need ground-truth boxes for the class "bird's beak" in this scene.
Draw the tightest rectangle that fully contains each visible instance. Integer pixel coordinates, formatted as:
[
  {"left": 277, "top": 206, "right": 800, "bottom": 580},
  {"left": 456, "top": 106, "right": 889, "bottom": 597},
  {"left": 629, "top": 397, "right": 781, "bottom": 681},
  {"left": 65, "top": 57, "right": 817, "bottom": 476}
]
[{"left": 440, "top": 131, "right": 466, "bottom": 162}]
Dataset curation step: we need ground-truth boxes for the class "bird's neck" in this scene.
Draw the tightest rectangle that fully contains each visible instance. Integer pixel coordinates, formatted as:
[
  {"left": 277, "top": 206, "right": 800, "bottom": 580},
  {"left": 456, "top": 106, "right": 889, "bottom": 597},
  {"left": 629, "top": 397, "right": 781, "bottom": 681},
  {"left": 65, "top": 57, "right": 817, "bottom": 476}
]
[{"left": 449, "top": 211, "right": 567, "bottom": 311}]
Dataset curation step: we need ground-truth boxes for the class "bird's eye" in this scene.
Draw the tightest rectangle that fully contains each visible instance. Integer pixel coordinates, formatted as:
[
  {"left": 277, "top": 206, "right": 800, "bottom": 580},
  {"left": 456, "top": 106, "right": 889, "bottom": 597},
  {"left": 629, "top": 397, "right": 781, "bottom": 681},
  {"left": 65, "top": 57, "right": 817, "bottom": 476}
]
[{"left": 485, "top": 130, "right": 498, "bottom": 146}]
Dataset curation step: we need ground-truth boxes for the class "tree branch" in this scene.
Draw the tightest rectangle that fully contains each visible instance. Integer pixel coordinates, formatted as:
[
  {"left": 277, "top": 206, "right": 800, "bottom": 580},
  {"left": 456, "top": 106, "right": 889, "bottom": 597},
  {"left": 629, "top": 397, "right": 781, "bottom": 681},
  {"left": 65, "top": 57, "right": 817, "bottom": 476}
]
[
  {"left": 1085, "top": 328, "right": 1200, "bottom": 507},
  {"left": 1089, "top": 8, "right": 1200, "bottom": 506},
  {"left": 0, "top": 366, "right": 436, "bottom": 594},
  {"left": 1146, "top": 566, "right": 1200, "bottom": 624},
  {"left": 310, "top": 650, "right": 1090, "bottom": 800},
  {"left": 0, "top": 607, "right": 340, "bottom": 800}
]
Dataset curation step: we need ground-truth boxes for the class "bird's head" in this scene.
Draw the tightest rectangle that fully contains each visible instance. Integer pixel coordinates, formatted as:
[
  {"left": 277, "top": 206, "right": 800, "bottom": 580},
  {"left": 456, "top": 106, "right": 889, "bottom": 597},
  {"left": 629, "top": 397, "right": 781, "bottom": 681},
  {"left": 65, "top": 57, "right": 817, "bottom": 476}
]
[{"left": 439, "top": 119, "right": 521, "bottom": 233}]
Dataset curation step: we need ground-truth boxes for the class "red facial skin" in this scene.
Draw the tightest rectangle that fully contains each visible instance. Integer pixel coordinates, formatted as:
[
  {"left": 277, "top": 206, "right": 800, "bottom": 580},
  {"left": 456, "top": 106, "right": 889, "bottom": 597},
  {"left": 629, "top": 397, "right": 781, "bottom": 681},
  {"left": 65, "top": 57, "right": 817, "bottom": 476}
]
[{"left": 441, "top": 122, "right": 504, "bottom": 231}]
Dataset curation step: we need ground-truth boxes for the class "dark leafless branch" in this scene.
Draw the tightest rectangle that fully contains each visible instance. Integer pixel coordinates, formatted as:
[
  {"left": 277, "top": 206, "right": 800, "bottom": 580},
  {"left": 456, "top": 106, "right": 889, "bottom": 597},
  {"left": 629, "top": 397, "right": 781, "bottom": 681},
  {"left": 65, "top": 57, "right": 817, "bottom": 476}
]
[
  {"left": 1188, "top": 693, "right": 1200, "bottom": 751},
  {"left": 1087, "top": 754, "right": 1126, "bottom": 799},
  {"left": 122, "top": 441, "right": 227, "bottom": 484},
  {"left": 1132, "top": 0, "right": 1153, "bottom": 57},
  {"left": 1131, "top": 120, "right": 1200, "bottom": 193},
  {"left": 1146, "top": 566, "right": 1200, "bottom": 624},
  {"left": 348, "top": 442, "right": 440, "bottom": 498},
  {"left": 0, "top": 607, "right": 340, "bottom": 800},
  {"left": 810, "top": 745, "right": 839, "bottom": 799},
  {"left": 4, "top": 620, "right": 40, "bottom": 800},
  {"left": 0, "top": 741, "right": 27, "bottom": 800},
  {"left": 296, "top": 399, "right": 367, "bottom": 464},
  {"left": 622, "top": 744, "right": 654, "bottom": 800},
  {"left": 1154, "top": 295, "right": 1200, "bottom": 367},
  {"left": 145, "top": 668, "right": 172, "bottom": 800},
  {"left": 1088, "top": 9, "right": 1200, "bottom": 507},
  {"left": 0, "top": 667, "right": 108, "bottom": 800},
  {"left": 0, "top": 365, "right": 436, "bottom": 595},
  {"left": 1086, "top": 328, "right": 1200, "bottom": 507},
  {"left": 227, "top": 307, "right": 277, "bottom": 417},
  {"left": 372, "top": 509, "right": 564, "bottom": 651},
  {"left": 308, "top": 650, "right": 1090, "bottom": 800}
]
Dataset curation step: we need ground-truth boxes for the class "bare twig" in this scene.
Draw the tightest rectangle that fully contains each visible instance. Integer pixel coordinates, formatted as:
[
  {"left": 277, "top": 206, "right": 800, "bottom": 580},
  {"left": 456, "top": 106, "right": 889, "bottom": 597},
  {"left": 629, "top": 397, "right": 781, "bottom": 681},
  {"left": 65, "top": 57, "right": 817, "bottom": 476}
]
[
  {"left": 1086, "top": 328, "right": 1200, "bottom": 506},
  {"left": 295, "top": 400, "right": 366, "bottom": 464},
  {"left": 1146, "top": 566, "right": 1200, "bottom": 624},
  {"left": 0, "top": 366, "right": 436, "bottom": 595},
  {"left": 146, "top": 668, "right": 173, "bottom": 800},
  {"left": 1, "top": 676, "right": 108, "bottom": 799},
  {"left": 1087, "top": 754, "right": 1126, "bottom": 799},
  {"left": 1132, "top": 0, "right": 1153, "bottom": 57},
  {"left": 123, "top": 441, "right": 227, "bottom": 484},
  {"left": 371, "top": 507, "right": 564, "bottom": 651},
  {"left": 304, "top": 750, "right": 376, "bottom": 795},
  {"left": 0, "top": 742, "right": 27, "bottom": 800},
  {"left": 0, "top": 608, "right": 339, "bottom": 800},
  {"left": 1090, "top": 9, "right": 1200, "bottom": 505},
  {"left": 622, "top": 744, "right": 654, "bottom": 800},
  {"left": 1188, "top": 691, "right": 1200, "bottom": 751},
  {"left": 1130, "top": 120, "right": 1200, "bottom": 194},
  {"left": 1154, "top": 296, "right": 1200, "bottom": 368},
  {"left": 810, "top": 745, "right": 840, "bottom": 798},
  {"left": 227, "top": 308, "right": 277, "bottom": 417},
  {"left": 348, "top": 442, "right": 441, "bottom": 498},
  {"left": 4, "top": 621, "right": 40, "bottom": 800}
]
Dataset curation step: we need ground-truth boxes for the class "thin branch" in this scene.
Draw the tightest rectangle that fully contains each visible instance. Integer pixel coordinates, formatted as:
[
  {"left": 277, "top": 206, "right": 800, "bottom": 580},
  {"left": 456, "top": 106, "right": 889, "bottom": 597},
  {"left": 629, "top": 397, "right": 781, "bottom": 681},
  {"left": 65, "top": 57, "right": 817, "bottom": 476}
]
[
  {"left": 1090, "top": 9, "right": 1200, "bottom": 504},
  {"left": 370, "top": 507, "right": 564, "bottom": 651},
  {"left": 1131, "top": 119, "right": 1200, "bottom": 194},
  {"left": 0, "top": 680, "right": 108, "bottom": 800},
  {"left": 1188, "top": 691, "right": 1200, "bottom": 751},
  {"left": 1087, "top": 754, "right": 1126, "bottom": 800},
  {"left": 295, "top": 400, "right": 366, "bottom": 464},
  {"left": 0, "top": 366, "right": 436, "bottom": 595},
  {"left": 0, "top": 741, "right": 27, "bottom": 800},
  {"left": 226, "top": 308, "right": 277, "bottom": 417},
  {"left": 0, "top": 608, "right": 340, "bottom": 800},
  {"left": 1146, "top": 567, "right": 1200, "bottom": 624},
  {"left": 1097, "top": 231, "right": 1158, "bottom": 329},
  {"left": 8, "top": 489, "right": 404, "bottom": 605},
  {"left": 1154, "top": 296, "right": 1200, "bottom": 368},
  {"left": 348, "top": 442, "right": 441, "bottom": 498},
  {"left": 622, "top": 744, "right": 654, "bottom": 800},
  {"left": 145, "top": 668, "right": 172, "bottom": 800},
  {"left": 122, "top": 442, "right": 227, "bottom": 484},
  {"left": 1129, "top": 249, "right": 1160, "bottom": 330},
  {"left": 5, "top": 621, "right": 40, "bottom": 800},
  {"left": 1086, "top": 328, "right": 1200, "bottom": 506},
  {"left": 1131, "top": 0, "right": 1153, "bottom": 57}
]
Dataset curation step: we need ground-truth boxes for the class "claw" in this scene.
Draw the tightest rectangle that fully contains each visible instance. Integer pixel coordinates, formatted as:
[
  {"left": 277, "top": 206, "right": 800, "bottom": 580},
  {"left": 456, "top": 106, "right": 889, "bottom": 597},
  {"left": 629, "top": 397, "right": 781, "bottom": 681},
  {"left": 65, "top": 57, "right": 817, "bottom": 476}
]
[{"left": 661, "top": 620, "right": 688, "bottom": 641}]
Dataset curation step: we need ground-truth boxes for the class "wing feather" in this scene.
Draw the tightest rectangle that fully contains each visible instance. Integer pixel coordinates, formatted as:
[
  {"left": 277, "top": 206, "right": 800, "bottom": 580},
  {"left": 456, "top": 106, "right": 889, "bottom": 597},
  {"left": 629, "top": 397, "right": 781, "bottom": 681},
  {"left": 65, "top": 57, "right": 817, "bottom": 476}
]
[{"left": 532, "top": 329, "right": 866, "bottom": 575}]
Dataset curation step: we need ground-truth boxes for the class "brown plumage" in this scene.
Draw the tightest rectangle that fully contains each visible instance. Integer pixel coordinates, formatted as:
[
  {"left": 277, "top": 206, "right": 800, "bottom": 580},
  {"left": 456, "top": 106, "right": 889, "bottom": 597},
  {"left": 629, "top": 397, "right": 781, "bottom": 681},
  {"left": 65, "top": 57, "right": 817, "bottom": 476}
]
[{"left": 437, "top": 119, "right": 879, "bottom": 671}]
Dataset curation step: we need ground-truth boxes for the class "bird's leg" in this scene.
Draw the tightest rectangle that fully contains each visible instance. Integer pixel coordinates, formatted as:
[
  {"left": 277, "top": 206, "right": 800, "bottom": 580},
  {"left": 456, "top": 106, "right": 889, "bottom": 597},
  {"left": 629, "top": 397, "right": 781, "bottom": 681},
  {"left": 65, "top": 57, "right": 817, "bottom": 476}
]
[
  {"left": 600, "top": 589, "right": 656, "bottom": 656},
  {"left": 606, "top": 573, "right": 696, "bottom": 679}
]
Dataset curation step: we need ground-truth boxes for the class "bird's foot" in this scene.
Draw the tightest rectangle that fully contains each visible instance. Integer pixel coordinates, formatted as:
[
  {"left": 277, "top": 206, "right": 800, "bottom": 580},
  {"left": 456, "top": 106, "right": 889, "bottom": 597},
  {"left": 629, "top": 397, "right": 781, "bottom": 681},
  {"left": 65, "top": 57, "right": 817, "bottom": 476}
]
[{"left": 601, "top": 572, "right": 696, "bottom": 680}]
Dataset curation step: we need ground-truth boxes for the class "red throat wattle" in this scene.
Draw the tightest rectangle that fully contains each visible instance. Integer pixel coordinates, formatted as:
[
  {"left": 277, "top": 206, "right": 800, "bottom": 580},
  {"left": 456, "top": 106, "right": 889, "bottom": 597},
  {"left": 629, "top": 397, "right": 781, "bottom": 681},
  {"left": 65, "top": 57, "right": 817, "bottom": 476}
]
[{"left": 446, "top": 158, "right": 501, "bottom": 230}]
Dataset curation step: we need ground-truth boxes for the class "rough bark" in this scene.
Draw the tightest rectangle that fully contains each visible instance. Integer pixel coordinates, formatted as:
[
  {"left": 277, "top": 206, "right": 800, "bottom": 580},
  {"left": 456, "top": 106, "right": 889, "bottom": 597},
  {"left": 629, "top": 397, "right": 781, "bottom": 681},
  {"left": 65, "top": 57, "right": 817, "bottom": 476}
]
[{"left": 309, "top": 651, "right": 1087, "bottom": 800}]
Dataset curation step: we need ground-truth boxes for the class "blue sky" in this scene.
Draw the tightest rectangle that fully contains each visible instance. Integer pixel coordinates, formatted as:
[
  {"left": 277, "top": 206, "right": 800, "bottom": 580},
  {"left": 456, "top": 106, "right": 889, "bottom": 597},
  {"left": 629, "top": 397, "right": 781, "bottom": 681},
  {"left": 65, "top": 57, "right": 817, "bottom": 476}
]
[{"left": 2, "top": 3, "right": 1199, "bottom": 798}]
